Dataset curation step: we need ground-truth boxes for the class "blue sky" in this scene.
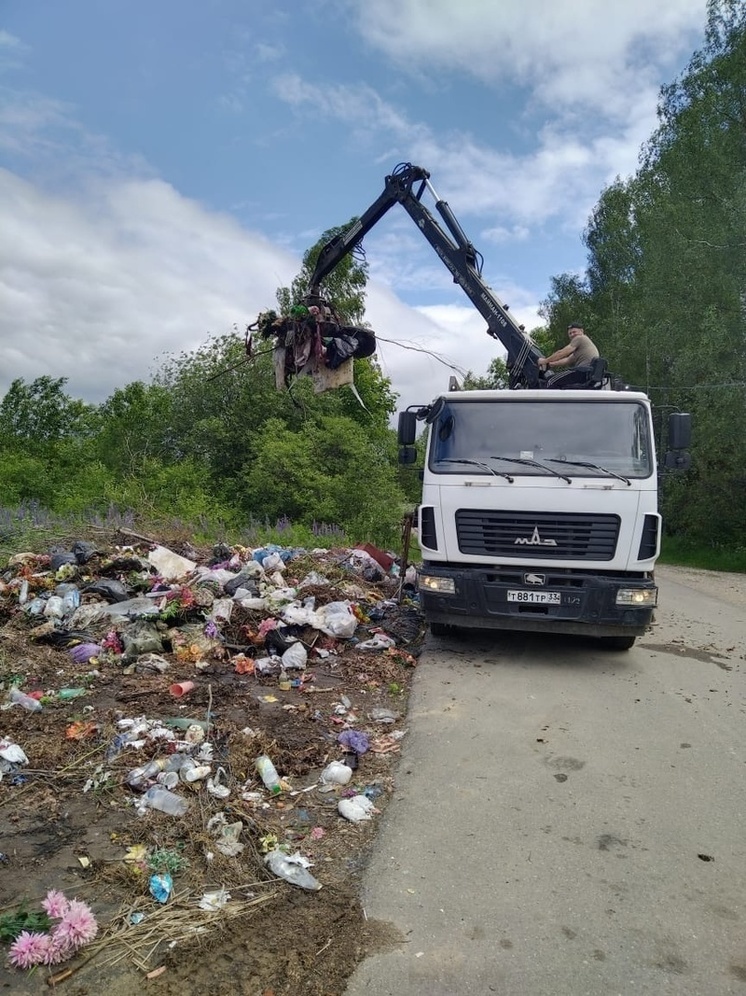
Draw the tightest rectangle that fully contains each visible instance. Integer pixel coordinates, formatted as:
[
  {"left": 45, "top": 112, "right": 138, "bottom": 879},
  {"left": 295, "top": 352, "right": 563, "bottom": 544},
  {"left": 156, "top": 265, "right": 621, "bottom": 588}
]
[{"left": 0, "top": 0, "right": 708, "bottom": 411}]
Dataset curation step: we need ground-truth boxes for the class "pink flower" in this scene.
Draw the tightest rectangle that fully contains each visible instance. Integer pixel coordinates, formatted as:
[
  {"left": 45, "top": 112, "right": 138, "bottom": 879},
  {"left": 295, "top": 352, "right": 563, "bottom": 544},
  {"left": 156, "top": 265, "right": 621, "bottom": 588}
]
[
  {"left": 45, "top": 930, "right": 75, "bottom": 965},
  {"left": 42, "top": 888, "right": 70, "bottom": 920},
  {"left": 57, "top": 900, "right": 98, "bottom": 946},
  {"left": 34, "top": 933, "right": 65, "bottom": 966},
  {"left": 8, "top": 893, "right": 98, "bottom": 971},
  {"left": 8, "top": 930, "right": 49, "bottom": 969}
]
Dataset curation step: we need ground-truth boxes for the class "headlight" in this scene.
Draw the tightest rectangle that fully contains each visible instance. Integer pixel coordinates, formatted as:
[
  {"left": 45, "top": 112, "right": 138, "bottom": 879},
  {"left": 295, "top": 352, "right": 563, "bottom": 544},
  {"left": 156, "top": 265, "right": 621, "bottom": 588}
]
[
  {"left": 419, "top": 575, "right": 456, "bottom": 594},
  {"left": 616, "top": 588, "right": 657, "bottom": 606}
]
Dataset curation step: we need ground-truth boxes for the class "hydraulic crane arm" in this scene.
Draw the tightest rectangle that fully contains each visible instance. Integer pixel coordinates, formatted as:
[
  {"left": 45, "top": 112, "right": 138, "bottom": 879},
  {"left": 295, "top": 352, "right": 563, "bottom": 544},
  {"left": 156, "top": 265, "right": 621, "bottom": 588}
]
[{"left": 306, "top": 162, "right": 545, "bottom": 389}]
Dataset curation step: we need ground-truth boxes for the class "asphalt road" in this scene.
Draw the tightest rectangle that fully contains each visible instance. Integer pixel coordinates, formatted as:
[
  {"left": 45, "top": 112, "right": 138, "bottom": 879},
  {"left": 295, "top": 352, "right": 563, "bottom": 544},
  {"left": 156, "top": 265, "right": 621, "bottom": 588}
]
[{"left": 345, "top": 565, "right": 746, "bottom": 996}]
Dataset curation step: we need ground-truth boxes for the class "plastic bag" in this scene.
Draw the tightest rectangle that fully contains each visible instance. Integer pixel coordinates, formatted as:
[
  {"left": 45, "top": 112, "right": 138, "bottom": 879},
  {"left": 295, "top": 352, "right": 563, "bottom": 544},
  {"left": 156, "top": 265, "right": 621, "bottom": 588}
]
[
  {"left": 313, "top": 601, "right": 357, "bottom": 639},
  {"left": 281, "top": 600, "right": 317, "bottom": 626},
  {"left": 338, "top": 795, "right": 377, "bottom": 823},
  {"left": 265, "top": 849, "right": 322, "bottom": 891},
  {"left": 262, "top": 552, "right": 285, "bottom": 572},
  {"left": 281, "top": 642, "right": 308, "bottom": 670},
  {"left": 357, "top": 633, "right": 396, "bottom": 651},
  {"left": 320, "top": 761, "right": 353, "bottom": 786}
]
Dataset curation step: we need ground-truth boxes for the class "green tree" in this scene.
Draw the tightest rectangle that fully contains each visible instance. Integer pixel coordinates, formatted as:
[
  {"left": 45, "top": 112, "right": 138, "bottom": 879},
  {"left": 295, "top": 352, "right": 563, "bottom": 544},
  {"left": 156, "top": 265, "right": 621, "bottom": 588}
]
[
  {"left": 276, "top": 218, "right": 369, "bottom": 324},
  {"left": 94, "top": 382, "right": 175, "bottom": 475},
  {"left": 0, "top": 377, "right": 94, "bottom": 452},
  {"left": 240, "top": 415, "right": 405, "bottom": 545},
  {"left": 542, "top": 0, "right": 746, "bottom": 546},
  {"left": 462, "top": 356, "right": 509, "bottom": 390}
]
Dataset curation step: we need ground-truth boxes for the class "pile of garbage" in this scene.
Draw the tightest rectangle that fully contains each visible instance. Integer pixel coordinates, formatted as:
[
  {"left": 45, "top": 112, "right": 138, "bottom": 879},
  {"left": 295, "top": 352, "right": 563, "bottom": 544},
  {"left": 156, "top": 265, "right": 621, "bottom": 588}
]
[
  {"left": 0, "top": 532, "right": 422, "bottom": 981},
  {"left": 250, "top": 305, "right": 377, "bottom": 393}
]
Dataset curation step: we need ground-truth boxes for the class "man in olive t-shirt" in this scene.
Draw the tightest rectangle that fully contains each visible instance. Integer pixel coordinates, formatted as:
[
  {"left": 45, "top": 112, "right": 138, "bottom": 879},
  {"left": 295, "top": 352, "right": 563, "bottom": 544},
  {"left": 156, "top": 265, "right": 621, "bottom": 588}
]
[{"left": 538, "top": 323, "right": 599, "bottom": 373}]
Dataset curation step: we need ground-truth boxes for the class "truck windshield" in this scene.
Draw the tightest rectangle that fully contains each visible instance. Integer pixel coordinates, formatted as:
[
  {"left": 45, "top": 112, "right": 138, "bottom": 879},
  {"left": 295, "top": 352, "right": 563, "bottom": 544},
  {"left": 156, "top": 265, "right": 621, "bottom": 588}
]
[{"left": 429, "top": 400, "right": 653, "bottom": 479}]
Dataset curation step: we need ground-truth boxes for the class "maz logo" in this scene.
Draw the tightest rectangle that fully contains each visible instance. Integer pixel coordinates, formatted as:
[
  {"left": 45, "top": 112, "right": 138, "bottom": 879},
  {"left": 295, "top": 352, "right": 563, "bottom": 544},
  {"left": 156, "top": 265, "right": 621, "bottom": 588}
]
[{"left": 514, "top": 527, "right": 557, "bottom": 547}]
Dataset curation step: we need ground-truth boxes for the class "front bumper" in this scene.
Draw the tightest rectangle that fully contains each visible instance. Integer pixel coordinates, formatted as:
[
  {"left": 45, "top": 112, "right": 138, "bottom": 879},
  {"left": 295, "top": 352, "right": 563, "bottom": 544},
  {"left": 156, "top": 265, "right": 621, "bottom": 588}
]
[{"left": 419, "top": 564, "right": 655, "bottom": 637}]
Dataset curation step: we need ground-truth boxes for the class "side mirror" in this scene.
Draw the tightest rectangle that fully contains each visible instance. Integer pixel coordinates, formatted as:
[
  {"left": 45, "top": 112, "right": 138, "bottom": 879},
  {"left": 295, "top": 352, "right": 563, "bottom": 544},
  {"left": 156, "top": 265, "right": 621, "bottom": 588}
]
[
  {"left": 397, "top": 411, "right": 417, "bottom": 446},
  {"left": 668, "top": 412, "right": 691, "bottom": 450},
  {"left": 664, "top": 451, "right": 692, "bottom": 471},
  {"left": 398, "top": 446, "right": 417, "bottom": 465}
]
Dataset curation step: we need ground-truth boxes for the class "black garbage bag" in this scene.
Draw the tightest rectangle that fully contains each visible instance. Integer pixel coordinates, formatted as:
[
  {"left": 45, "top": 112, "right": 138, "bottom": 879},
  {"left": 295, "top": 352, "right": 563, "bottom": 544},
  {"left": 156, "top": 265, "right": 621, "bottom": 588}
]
[
  {"left": 325, "top": 327, "right": 377, "bottom": 369},
  {"left": 36, "top": 628, "right": 95, "bottom": 648},
  {"left": 349, "top": 327, "right": 376, "bottom": 359},
  {"left": 83, "top": 578, "right": 130, "bottom": 603},
  {"left": 49, "top": 551, "right": 78, "bottom": 571},
  {"left": 224, "top": 573, "right": 260, "bottom": 598},
  {"left": 325, "top": 334, "right": 359, "bottom": 370},
  {"left": 210, "top": 543, "right": 233, "bottom": 565},
  {"left": 265, "top": 624, "right": 304, "bottom": 656},
  {"left": 72, "top": 541, "right": 99, "bottom": 564}
]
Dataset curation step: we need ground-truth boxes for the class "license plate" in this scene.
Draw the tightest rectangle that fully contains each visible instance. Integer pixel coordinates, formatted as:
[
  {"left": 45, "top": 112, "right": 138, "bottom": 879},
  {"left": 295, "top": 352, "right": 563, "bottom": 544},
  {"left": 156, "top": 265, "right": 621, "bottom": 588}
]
[{"left": 507, "top": 590, "right": 561, "bottom": 604}]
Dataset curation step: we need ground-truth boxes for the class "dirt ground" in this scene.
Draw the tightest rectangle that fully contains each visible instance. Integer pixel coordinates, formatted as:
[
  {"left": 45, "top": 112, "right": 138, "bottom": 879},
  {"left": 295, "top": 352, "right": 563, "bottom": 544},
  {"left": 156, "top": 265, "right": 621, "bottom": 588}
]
[
  {"left": 0, "top": 530, "right": 424, "bottom": 995},
  {"left": 655, "top": 562, "right": 746, "bottom": 608}
]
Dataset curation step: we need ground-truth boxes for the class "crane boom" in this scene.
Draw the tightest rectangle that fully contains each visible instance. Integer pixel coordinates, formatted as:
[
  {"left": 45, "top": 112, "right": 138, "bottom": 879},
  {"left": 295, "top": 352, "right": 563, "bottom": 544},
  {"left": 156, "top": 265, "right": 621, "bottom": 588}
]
[{"left": 306, "top": 162, "right": 544, "bottom": 389}]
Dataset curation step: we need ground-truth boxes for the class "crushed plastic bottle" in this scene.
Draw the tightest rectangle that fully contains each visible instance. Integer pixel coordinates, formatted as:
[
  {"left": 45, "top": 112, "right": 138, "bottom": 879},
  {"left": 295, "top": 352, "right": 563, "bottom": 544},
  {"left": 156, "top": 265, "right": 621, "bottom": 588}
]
[
  {"left": 179, "top": 757, "right": 211, "bottom": 783},
  {"left": 255, "top": 754, "right": 282, "bottom": 795},
  {"left": 144, "top": 786, "right": 189, "bottom": 817},
  {"left": 264, "top": 849, "right": 322, "bottom": 891},
  {"left": 127, "top": 755, "right": 185, "bottom": 790},
  {"left": 8, "top": 688, "right": 42, "bottom": 712}
]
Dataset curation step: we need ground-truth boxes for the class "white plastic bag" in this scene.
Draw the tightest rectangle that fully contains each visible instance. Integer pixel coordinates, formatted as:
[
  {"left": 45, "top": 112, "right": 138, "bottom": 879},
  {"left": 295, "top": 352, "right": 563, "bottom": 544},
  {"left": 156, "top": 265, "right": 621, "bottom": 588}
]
[
  {"left": 320, "top": 761, "right": 353, "bottom": 786},
  {"left": 298, "top": 571, "right": 329, "bottom": 588},
  {"left": 313, "top": 601, "right": 357, "bottom": 638},
  {"left": 357, "top": 633, "right": 396, "bottom": 650},
  {"left": 281, "top": 642, "right": 308, "bottom": 670},
  {"left": 209, "top": 598, "right": 234, "bottom": 622},
  {"left": 262, "top": 552, "right": 285, "bottom": 572},
  {"left": 265, "top": 849, "right": 322, "bottom": 891},
  {"left": 281, "top": 600, "right": 317, "bottom": 626},
  {"left": 148, "top": 545, "right": 197, "bottom": 580},
  {"left": 338, "top": 795, "right": 377, "bottom": 823}
]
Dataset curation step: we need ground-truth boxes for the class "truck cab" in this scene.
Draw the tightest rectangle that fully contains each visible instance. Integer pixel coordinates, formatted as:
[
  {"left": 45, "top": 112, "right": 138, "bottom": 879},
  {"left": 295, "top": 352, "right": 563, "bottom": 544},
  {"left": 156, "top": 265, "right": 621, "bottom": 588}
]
[{"left": 403, "top": 389, "right": 667, "bottom": 649}]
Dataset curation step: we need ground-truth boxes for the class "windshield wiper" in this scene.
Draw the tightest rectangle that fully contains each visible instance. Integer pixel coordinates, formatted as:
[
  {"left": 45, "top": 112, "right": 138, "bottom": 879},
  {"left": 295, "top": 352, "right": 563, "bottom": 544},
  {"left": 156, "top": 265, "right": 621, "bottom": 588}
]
[
  {"left": 547, "top": 458, "right": 631, "bottom": 485},
  {"left": 490, "top": 455, "right": 572, "bottom": 484},
  {"left": 439, "top": 458, "right": 514, "bottom": 483}
]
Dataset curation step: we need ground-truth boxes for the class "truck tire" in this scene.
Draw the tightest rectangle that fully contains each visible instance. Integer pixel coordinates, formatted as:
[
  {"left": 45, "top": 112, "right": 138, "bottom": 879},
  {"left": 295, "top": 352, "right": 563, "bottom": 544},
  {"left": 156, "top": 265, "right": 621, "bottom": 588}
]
[
  {"left": 601, "top": 635, "right": 636, "bottom": 651},
  {"left": 429, "top": 622, "right": 455, "bottom": 637}
]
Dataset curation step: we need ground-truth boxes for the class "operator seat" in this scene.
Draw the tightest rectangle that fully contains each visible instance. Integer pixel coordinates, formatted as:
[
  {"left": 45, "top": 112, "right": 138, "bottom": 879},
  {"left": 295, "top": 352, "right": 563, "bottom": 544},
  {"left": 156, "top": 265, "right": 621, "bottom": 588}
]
[{"left": 546, "top": 357, "right": 608, "bottom": 390}]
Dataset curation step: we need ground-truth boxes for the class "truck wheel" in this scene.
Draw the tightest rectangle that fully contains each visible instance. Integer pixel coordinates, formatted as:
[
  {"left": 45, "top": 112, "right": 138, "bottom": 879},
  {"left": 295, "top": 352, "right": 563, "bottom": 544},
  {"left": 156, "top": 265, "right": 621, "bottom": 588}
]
[
  {"left": 601, "top": 635, "right": 636, "bottom": 651},
  {"left": 430, "top": 622, "right": 455, "bottom": 637}
]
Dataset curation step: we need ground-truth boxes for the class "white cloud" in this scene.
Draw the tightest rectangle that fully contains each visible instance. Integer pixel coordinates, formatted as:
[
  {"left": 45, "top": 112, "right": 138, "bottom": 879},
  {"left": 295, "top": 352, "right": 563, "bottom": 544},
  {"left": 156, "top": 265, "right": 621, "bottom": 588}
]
[
  {"left": 0, "top": 164, "right": 516, "bottom": 418},
  {"left": 364, "top": 285, "right": 543, "bottom": 414},
  {"left": 0, "top": 169, "right": 299, "bottom": 402},
  {"left": 0, "top": 30, "right": 26, "bottom": 70},
  {"left": 347, "top": 0, "right": 706, "bottom": 115},
  {"left": 270, "top": 74, "right": 663, "bottom": 242}
]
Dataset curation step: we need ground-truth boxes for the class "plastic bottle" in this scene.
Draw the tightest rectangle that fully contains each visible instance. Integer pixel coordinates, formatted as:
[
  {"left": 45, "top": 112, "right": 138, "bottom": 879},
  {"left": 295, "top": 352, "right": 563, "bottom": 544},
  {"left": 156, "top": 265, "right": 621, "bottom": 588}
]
[
  {"left": 127, "top": 760, "right": 163, "bottom": 790},
  {"left": 255, "top": 754, "right": 282, "bottom": 795},
  {"left": 58, "top": 688, "right": 86, "bottom": 700},
  {"left": 144, "top": 786, "right": 190, "bottom": 817},
  {"left": 43, "top": 595, "right": 64, "bottom": 619},
  {"left": 9, "top": 688, "right": 43, "bottom": 712},
  {"left": 126, "top": 757, "right": 181, "bottom": 790},
  {"left": 57, "top": 585, "right": 81, "bottom": 616},
  {"left": 179, "top": 758, "right": 211, "bottom": 783},
  {"left": 264, "top": 849, "right": 322, "bottom": 891}
]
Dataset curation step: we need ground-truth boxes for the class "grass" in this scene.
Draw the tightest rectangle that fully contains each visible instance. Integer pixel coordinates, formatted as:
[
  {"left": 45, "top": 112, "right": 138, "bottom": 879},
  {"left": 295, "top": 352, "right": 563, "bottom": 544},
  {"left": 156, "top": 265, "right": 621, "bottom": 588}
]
[
  {"left": 0, "top": 504, "right": 353, "bottom": 563},
  {"left": 659, "top": 535, "right": 746, "bottom": 574}
]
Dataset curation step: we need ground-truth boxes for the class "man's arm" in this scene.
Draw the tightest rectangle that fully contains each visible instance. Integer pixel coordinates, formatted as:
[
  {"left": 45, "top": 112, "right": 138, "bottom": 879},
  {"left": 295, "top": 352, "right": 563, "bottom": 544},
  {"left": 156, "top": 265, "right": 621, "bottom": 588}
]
[{"left": 538, "top": 343, "right": 576, "bottom": 369}]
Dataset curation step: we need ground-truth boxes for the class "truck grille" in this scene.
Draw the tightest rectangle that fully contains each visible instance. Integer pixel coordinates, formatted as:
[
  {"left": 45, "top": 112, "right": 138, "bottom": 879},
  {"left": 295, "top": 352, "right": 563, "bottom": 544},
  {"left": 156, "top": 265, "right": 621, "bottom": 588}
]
[{"left": 455, "top": 510, "right": 620, "bottom": 561}]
